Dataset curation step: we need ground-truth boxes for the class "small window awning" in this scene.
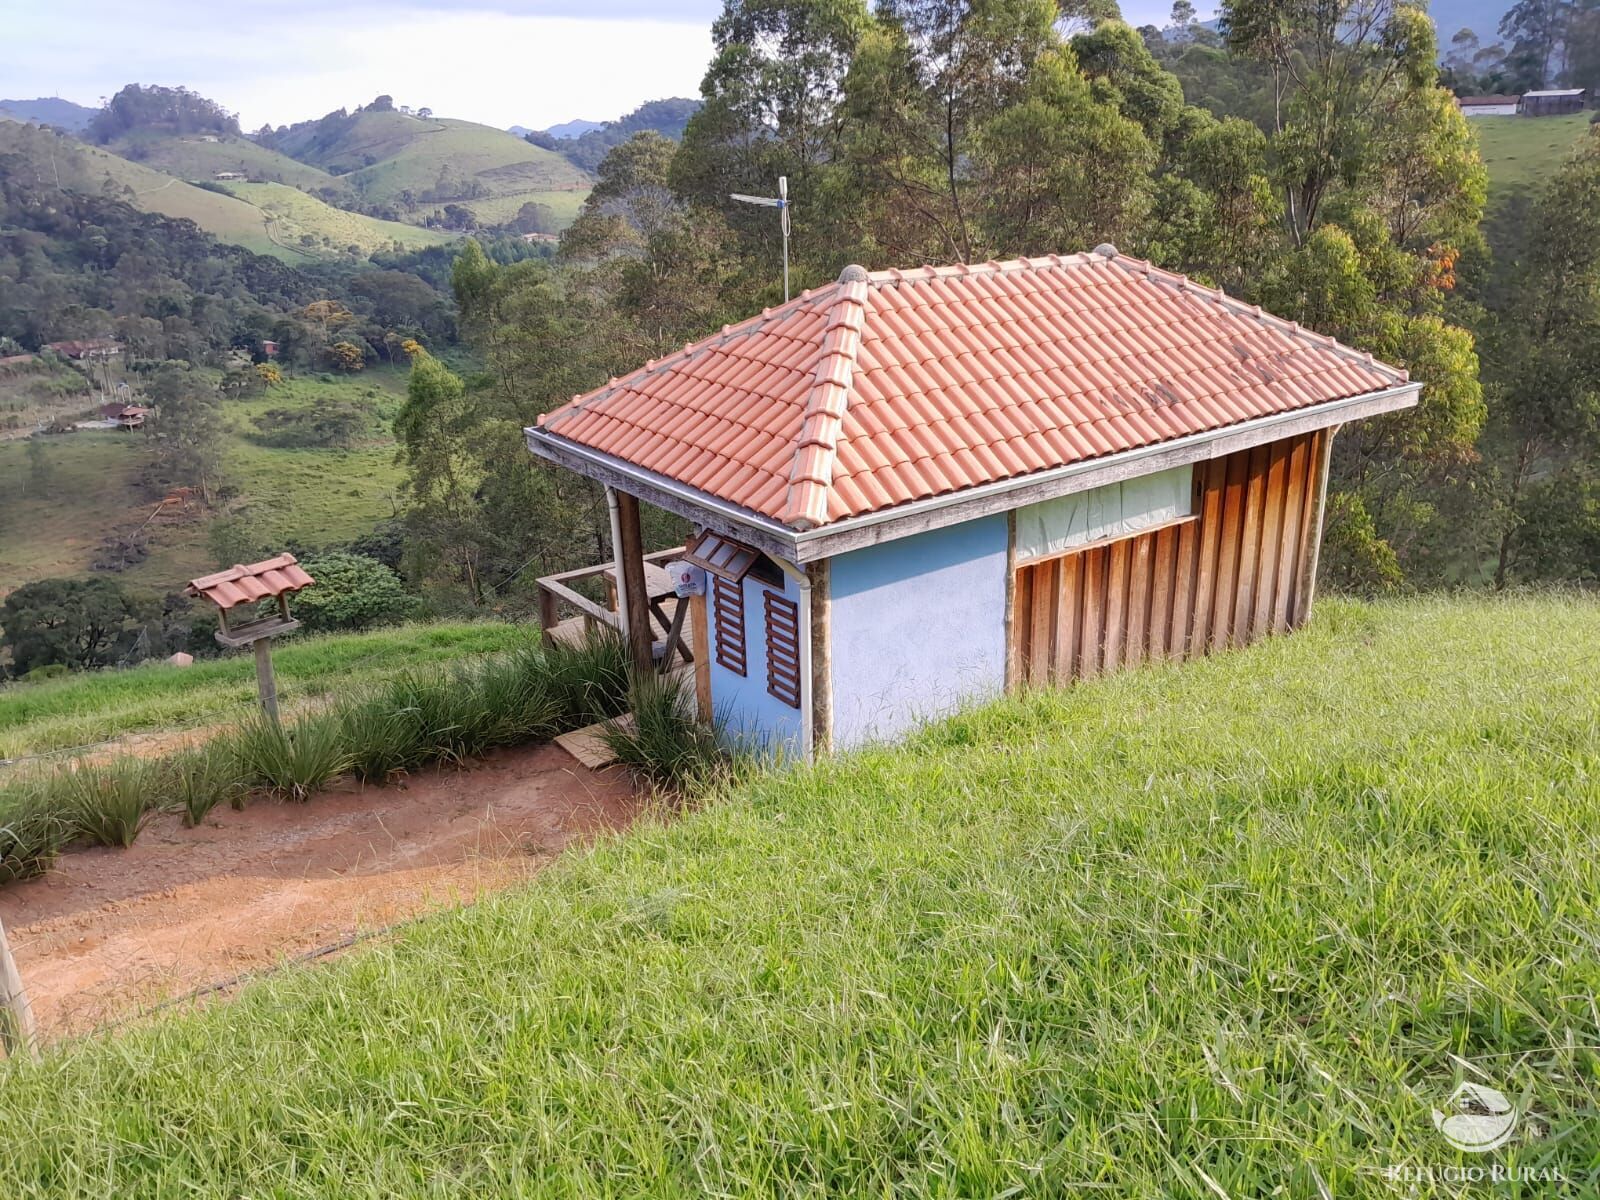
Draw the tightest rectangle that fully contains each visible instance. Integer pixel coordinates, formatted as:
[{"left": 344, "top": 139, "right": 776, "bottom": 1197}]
[{"left": 682, "top": 529, "right": 760, "bottom": 582}]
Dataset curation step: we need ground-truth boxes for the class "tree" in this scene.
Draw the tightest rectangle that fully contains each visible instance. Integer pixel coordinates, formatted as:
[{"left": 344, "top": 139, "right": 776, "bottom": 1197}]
[
  {"left": 325, "top": 341, "right": 367, "bottom": 372},
  {"left": 1476, "top": 137, "right": 1600, "bottom": 586},
  {"left": 1170, "top": 0, "right": 1196, "bottom": 31},
  {"left": 1, "top": 578, "right": 150, "bottom": 675},
  {"left": 145, "top": 364, "right": 226, "bottom": 504},
  {"left": 288, "top": 553, "right": 417, "bottom": 632}
]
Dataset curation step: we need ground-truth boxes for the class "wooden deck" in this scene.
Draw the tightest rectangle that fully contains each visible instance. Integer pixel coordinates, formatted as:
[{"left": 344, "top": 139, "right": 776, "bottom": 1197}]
[{"left": 536, "top": 547, "right": 692, "bottom": 672}]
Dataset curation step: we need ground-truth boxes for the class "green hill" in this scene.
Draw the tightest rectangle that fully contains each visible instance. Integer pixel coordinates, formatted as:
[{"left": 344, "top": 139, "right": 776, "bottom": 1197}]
[
  {"left": 270, "top": 108, "right": 590, "bottom": 227},
  {"left": 0, "top": 593, "right": 1596, "bottom": 1192},
  {"left": 218, "top": 181, "right": 458, "bottom": 258},
  {"left": 1473, "top": 112, "right": 1594, "bottom": 235},
  {"left": 0, "top": 122, "right": 454, "bottom": 263},
  {"left": 104, "top": 130, "right": 349, "bottom": 197}
]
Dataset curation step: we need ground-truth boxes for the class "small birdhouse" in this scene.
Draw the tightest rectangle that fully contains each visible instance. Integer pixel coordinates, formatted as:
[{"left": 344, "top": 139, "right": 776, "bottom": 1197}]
[{"left": 185, "top": 553, "right": 316, "bottom": 724}]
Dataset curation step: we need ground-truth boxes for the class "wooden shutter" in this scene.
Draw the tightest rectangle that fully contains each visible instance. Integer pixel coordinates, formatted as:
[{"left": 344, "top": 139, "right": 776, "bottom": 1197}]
[
  {"left": 763, "top": 590, "right": 801, "bottom": 708},
  {"left": 712, "top": 576, "right": 746, "bottom": 676}
]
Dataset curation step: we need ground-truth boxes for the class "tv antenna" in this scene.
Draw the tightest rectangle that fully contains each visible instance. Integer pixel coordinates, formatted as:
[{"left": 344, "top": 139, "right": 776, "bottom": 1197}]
[{"left": 730, "top": 176, "right": 790, "bottom": 302}]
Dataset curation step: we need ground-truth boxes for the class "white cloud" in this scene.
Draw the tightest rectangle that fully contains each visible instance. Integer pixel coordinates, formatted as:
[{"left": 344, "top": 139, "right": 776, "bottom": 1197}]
[{"left": 7, "top": 2, "right": 714, "bottom": 130}]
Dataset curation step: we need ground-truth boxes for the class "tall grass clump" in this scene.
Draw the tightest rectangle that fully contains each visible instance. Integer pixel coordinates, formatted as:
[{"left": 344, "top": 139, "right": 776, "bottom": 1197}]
[
  {"left": 229, "top": 714, "right": 351, "bottom": 803},
  {"left": 541, "top": 626, "right": 630, "bottom": 726},
  {"left": 52, "top": 758, "right": 160, "bottom": 848},
  {"left": 602, "top": 671, "right": 735, "bottom": 791},
  {"left": 166, "top": 741, "right": 250, "bottom": 826},
  {"left": 0, "top": 778, "right": 67, "bottom": 882}
]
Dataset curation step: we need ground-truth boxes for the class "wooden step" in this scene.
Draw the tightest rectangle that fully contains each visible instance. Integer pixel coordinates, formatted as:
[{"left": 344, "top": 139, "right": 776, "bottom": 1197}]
[{"left": 554, "top": 714, "right": 634, "bottom": 770}]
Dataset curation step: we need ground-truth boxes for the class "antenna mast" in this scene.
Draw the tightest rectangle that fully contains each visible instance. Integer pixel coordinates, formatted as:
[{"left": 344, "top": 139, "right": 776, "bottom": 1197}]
[{"left": 730, "top": 176, "right": 791, "bottom": 302}]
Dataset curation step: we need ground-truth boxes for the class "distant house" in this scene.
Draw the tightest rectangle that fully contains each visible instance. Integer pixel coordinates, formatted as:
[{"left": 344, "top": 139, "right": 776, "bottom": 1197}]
[
  {"left": 1457, "top": 95, "right": 1520, "bottom": 117},
  {"left": 1521, "top": 89, "right": 1586, "bottom": 116},
  {"left": 528, "top": 247, "right": 1420, "bottom": 759},
  {"left": 520, "top": 231, "right": 559, "bottom": 245},
  {"left": 98, "top": 402, "right": 151, "bottom": 430},
  {"left": 196, "top": 135, "right": 222, "bottom": 143},
  {"left": 44, "top": 338, "right": 120, "bottom": 361},
  {"left": 260, "top": 339, "right": 280, "bottom": 358},
  {"left": 213, "top": 170, "right": 246, "bottom": 181}
]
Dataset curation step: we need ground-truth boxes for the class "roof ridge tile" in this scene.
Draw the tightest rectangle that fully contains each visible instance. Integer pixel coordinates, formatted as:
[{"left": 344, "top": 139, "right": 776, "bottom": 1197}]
[{"left": 780, "top": 274, "right": 870, "bottom": 530}]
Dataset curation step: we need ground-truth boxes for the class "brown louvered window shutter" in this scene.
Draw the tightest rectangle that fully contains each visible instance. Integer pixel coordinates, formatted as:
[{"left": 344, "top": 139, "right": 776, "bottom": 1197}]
[
  {"left": 763, "top": 590, "right": 801, "bottom": 709},
  {"left": 712, "top": 576, "right": 747, "bottom": 676}
]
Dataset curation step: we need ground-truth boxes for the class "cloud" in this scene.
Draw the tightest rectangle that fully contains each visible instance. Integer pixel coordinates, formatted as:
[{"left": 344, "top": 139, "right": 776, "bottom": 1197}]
[{"left": 8, "top": 1, "right": 716, "bottom": 129}]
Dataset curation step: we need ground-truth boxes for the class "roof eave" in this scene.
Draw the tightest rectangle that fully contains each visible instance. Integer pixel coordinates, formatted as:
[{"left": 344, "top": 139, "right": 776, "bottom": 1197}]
[{"left": 527, "top": 380, "right": 1420, "bottom": 565}]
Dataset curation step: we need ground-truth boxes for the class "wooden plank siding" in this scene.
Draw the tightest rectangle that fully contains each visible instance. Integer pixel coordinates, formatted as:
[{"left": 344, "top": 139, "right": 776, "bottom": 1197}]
[{"left": 1012, "top": 431, "right": 1328, "bottom": 686}]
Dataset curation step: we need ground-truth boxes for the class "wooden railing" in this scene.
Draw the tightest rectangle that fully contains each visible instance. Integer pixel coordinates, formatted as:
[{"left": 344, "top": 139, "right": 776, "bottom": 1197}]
[{"left": 535, "top": 547, "right": 683, "bottom": 641}]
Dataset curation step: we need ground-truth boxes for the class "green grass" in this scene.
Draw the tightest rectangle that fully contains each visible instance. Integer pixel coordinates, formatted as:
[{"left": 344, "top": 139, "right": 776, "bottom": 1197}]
[
  {"left": 0, "top": 368, "right": 412, "bottom": 598},
  {"left": 0, "top": 593, "right": 1595, "bottom": 1195},
  {"left": 1473, "top": 112, "right": 1594, "bottom": 245},
  {"left": 271, "top": 109, "right": 590, "bottom": 220},
  {"left": 0, "top": 621, "right": 537, "bottom": 761},
  {"left": 104, "top": 131, "right": 348, "bottom": 196},
  {"left": 219, "top": 182, "right": 459, "bottom": 258}
]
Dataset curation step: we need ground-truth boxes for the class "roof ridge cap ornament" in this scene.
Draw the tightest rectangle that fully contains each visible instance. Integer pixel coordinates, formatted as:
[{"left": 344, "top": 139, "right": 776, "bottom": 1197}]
[
  {"left": 1093, "top": 243, "right": 1119, "bottom": 258},
  {"left": 838, "top": 264, "right": 869, "bottom": 284}
]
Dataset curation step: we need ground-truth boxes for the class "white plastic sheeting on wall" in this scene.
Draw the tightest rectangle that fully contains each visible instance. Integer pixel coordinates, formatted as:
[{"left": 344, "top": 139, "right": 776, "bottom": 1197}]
[{"left": 1015, "top": 464, "right": 1194, "bottom": 562}]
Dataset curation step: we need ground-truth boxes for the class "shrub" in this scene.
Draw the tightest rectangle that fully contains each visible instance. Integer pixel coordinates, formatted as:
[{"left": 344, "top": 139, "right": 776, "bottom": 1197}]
[
  {"left": 601, "top": 672, "right": 732, "bottom": 792},
  {"left": 230, "top": 714, "right": 350, "bottom": 802},
  {"left": 283, "top": 552, "right": 417, "bottom": 634},
  {"left": 248, "top": 399, "right": 376, "bottom": 449},
  {"left": 55, "top": 759, "right": 158, "bottom": 848}
]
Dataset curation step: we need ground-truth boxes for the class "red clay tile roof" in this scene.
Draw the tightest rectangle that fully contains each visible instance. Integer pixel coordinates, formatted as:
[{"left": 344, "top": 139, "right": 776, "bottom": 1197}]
[
  {"left": 185, "top": 553, "right": 315, "bottom": 610},
  {"left": 536, "top": 249, "right": 1410, "bottom": 530}
]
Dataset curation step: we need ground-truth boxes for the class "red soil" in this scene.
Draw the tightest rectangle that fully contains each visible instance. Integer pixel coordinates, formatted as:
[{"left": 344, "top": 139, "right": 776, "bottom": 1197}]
[{"left": 0, "top": 744, "right": 638, "bottom": 1041}]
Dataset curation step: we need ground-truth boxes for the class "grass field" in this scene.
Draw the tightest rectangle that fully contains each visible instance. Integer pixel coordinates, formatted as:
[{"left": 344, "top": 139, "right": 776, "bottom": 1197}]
[
  {"left": 104, "top": 131, "right": 349, "bottom": 196},
  {"left": 0, "top": 593, "right": 1595, "bottom": 1195},
  {"left": 0, "top": 368, "right": 411, "bottom": 597},
  {"left": 0, "top": 620, "right": 537, "bottom": 761},
  {"left": 271, "top": 109, "right": 590, "bottom": 224},
  {"left": 219, "top": 182, "right": 459, "bottom": 258}
]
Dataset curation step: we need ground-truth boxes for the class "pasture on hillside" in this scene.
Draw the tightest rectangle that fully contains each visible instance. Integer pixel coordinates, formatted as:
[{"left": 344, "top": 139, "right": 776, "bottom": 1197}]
[
  {"left": 0, "top": 593, "right": 1595, "bottom": 1196},
  {"left": 0, "top": 368, "right": 410, "bottom": 597}
]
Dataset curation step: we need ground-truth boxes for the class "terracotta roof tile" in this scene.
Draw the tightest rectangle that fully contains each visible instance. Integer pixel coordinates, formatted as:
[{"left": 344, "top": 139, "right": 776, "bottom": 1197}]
[
  {"left": 185, "top": 553, "right": 315, "bottom": 611},
  {"left": 536, "top": 250, "right": 1409, "bottom": 529}
]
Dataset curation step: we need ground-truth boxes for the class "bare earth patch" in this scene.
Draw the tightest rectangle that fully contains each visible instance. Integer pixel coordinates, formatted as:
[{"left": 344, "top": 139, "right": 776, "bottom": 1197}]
[{"left": 0, "top": 743, "right": 637, "bottom": 1040}]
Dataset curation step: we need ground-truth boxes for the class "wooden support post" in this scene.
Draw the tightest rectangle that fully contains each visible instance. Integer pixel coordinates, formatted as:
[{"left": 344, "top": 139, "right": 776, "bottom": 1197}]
[
  {"left": 0, "top": 916, "right": 38, "bottom": 1061},
  {"left": 614, "top": 491, "right": 653, "bottom": 675},
  {"left": 808, "top": 559, "right": 832, "bottom": 756},
  {"left": 690, "top": 592, "right": 713, "bottom": 723},
  {"left": 254, "top": 637, "right": 280, "bottom": 728}
]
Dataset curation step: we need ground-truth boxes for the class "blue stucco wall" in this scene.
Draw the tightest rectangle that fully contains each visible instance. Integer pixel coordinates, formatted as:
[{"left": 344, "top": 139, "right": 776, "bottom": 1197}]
[
  {"left": 827, "top": 515, "right": 1009, "bottom": 749},
  {"left": 707, "top": 570, "right": 805, "bottom": 758}
]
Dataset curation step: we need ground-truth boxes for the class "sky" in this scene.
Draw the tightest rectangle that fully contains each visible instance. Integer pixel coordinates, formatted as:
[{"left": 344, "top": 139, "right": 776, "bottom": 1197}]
[{"left": 6, "top": 0, "right": 1191, "bottom": 132}]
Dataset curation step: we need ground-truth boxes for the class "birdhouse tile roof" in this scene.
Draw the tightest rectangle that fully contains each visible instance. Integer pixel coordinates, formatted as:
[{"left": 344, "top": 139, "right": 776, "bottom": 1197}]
[
  {"left": 185, "top": 553, "right": 315, "bottom": 610},
  {"left": 535, "top": 248, "right": 1410, "bottom": 531}
]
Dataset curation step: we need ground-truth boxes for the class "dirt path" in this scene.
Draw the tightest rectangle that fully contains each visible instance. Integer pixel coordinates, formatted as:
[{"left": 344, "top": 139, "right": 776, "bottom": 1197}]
[{"left": 0, "top": 743, "right": 638, "bottom": 1041}]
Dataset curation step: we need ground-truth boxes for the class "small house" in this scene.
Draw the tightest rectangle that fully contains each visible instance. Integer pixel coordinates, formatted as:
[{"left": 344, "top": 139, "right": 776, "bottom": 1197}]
[
  {"left": 43, "top": 338, "right": 120, "bottom": 361},
  {"left": 1520, "top": 88, "right": 1586, "bottom": 115},
  {"left": 98, "top": 402, "right": 151, "bottom": 430},
  {"left": 526, "top": 248, "right": 1419, "bottom": 759},
  {"left": 1457, "top": 94, "right": 1520, "bottom": 117},
  {"left": 213, "top": 171, "right": 246, "bottom": 182}
]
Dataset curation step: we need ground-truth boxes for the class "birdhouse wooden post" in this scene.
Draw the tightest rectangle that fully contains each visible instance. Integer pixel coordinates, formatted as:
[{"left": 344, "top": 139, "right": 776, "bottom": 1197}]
[{"left": 185, "top": 554, "right": 316, "bottom": 727}]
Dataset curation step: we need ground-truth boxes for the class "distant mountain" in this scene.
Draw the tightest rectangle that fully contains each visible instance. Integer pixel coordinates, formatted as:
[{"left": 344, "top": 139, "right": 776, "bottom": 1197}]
[
  {"left": 0, "top": 96, "right": 96, "bottom": 133},
  {"left": 543, "top": 118, "right": 604, "bottom": 140},
  {"left": 558, "top": 98, "right": 701, "bottom": 171}
]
